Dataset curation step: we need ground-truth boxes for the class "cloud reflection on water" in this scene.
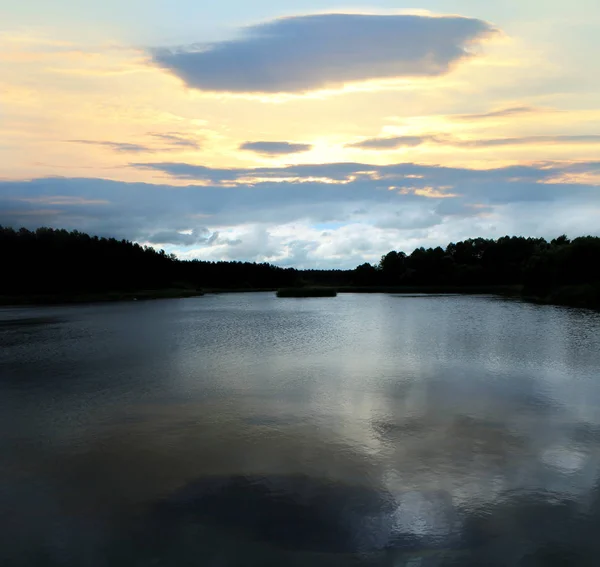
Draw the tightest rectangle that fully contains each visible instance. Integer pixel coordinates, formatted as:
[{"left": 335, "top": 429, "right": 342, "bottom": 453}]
[{"left": 1, "top": 294, "right": 600, "bottom": 565}]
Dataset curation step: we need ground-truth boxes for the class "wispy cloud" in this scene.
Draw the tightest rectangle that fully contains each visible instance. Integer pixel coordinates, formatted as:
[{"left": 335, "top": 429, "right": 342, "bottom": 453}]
[
  {"left": 67, "top": 140, "right": 152, "bottom": 153},
  {"left": 346, "top": 136, "right": 432, "bottom": 150},
  {"left": 150, "top": 13, "right": 495, "bottom": 94},
  {"left": 15, "top": 196, "right": 109, "bottom": 206},
  {"left": 67, "top": 133, "right": 202, "bottom": 154},
  {"left": 452, "top": 106, "right": 545, "bottom": 121},
  {"left": 148, "top": 132, "right": 201, "bottom": 149},
  {"left": 347, "top": 134, "right": 600, "bottom": 150},
  {"left": 239, "top": 141, "right": 313, "bottom": 155},
  {"left": 449, "top": 135, "right": 600, "bottom": 147}
]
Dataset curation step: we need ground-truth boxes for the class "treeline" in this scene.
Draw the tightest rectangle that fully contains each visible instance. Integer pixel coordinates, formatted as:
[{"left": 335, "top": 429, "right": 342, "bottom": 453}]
[
  {"left": 1, "top": 227, "right": 599, "bottom": 308},
  {"left": 360, "top": 235, "right": 600, "bottom": 307},
  {"left": 362, "top": 235, "right": 599, "bottom": 286},
  {"left": 0, "top": 226, "right": 299, "bottom": 295}
]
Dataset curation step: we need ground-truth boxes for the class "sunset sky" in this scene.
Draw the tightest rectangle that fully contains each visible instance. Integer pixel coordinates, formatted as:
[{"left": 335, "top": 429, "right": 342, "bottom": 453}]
[{"left": 1, "top": 0, "right": 599, "bottom": 267}]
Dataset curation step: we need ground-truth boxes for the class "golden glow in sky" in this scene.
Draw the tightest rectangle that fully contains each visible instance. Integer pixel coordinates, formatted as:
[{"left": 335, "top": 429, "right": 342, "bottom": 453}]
[{"left": 1, "top": 2, "right": 599, "bottom": 267}]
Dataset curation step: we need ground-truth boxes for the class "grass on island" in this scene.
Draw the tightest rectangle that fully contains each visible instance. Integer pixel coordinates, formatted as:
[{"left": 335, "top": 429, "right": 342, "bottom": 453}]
[{"left": 276, "top": 287, "right": 338, "bottom": 298}]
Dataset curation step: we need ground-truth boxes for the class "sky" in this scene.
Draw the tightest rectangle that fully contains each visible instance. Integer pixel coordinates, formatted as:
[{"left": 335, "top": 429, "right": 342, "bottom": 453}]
[{"left": 1, "top": 0, "right": 600, "bottom": 268}]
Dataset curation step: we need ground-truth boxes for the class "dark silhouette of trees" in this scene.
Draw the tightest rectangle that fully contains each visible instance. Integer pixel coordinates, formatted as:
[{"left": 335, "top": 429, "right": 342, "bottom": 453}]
[
  {"left": 180, "top": 259, "right": 297, "bottom": 290},
  {"left": 522, "top": 236, "right": 600, "bottom": 307},
  {"left": 1, "top": 226, "right": 176, "bottom": 295},
  {"left": 370, "top": 235, "right": 599, "bottom": 290},
  {"left": 1, "top": 225, "right": 599, "bottom": 307},
  {"left": 378, "top": 251, "right": 406, "bottom": 285},
  {"left": 359, "top": 234, "right": 600, "bottom": 307},
  {"left": 353, "top": 263, "right": 380, "bottom": 286},
  {"left": 0, "top": 226, "right": 296, "bottom": 297}
]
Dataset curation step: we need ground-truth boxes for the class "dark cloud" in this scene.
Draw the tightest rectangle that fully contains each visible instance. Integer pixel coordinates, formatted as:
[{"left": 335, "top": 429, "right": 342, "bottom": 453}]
[
  {"left": 130, "top": 161, "right": 368, "bottom": 183},
  {"left": 150, "top": 13, "right": 495, "bottom": 93},
  {"left": 1, "top": 161, "right": 599, "bottom": 268},
  {"left": 1, "top": 161, "right": 598, "bottom": 245},
  {"left": 131, "top": 162, "right": 242, "bottom": 182},
  {"left": 128, "top": 161, "right": 600, "bottom": 199},
  {"left": 68, "top": 140, "right": 152, "bottom": 153},
  {"left": 434, "top": 200, "right": 493, "bottom": 216},
  {"left": 374, "top": 208, "right": 443, "bottom": 230},
  {"left": 240, "top": 141, "right": 312, "bottom": 155},
  {"left": 207, "top": 231, "right": 220, "bottom": 245},
  {"left": 146, "top": 228, "right": 212, "bottom": 246}
]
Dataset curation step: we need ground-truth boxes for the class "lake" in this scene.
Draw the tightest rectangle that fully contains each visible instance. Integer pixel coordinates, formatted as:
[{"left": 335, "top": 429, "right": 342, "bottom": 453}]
[{"left": 1, "top": 293, "right": 600, "bottom": 566}]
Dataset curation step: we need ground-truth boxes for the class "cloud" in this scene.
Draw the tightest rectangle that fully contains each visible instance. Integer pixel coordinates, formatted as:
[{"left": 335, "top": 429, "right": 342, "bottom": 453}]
[
  {"left": 68, "top": 134, "right": 203, "bottom": 154},
  {"left": 453, "top": 106, "right": 544, "bottom": 120},
  {"left": 449, "top": 135, "right": 600, "bottom": 148},
  {"left": 68, "top": 140, "right": 152, "bottom": 153},
  {"left": 149, "top": 133, "right": 201, "bottom": 149},
  {"left": 1, "top": 160, "right": 599, "bottom": 267},
  {"left": 146, "top": 228, "right": 212, "bottom": 246},
  {"left": 150, "top": 13, "right": 495, "bottom": 94},
  {"left": 346, "top": 136, "right": 431, "bottom": 150},
  {"left": 346, "top": 134, "right": 600, "bottom": 150},
  {"left": 16, "top": 195, "right": 109, "bottom": 206},
  {"left": 128, "top": 160, "right": 600, "bottom": 197},
  {"left": 239, "top": 141, "right": 313, "bottom": 155}
]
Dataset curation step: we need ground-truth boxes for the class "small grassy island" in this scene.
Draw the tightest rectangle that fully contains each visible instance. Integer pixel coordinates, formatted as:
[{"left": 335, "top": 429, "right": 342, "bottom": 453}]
[{"left": 276, "top": 287, "right": 338, "bottom": 298}]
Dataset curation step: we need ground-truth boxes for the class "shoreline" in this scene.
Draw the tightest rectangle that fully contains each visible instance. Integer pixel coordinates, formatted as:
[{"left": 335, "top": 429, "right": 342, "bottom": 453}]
[
  {"left": 1, "top": 284, "right": 598, "bottom": 310},
  {"left": 0, "top": 288, "right": 206, "bottom": 306}
]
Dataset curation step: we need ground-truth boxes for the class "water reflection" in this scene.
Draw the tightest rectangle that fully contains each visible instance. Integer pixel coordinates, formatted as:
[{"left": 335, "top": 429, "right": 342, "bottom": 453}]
[
  {"left": 1, "top": 294, "right": 600, "bottom": 566},
  {"left": 151, "top": 474, "right": 398, "bottom": 553}
]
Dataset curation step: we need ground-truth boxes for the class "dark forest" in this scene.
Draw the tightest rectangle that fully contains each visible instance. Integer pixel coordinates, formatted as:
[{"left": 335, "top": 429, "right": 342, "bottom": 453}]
[{"left": 1, "top": 226, "right": 599, "bottom": 308}]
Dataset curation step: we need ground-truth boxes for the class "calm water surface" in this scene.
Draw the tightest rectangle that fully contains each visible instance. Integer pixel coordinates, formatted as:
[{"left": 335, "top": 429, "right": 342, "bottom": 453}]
[{"left": 1, "top": 293, "right": 600, "bottom": 566}]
